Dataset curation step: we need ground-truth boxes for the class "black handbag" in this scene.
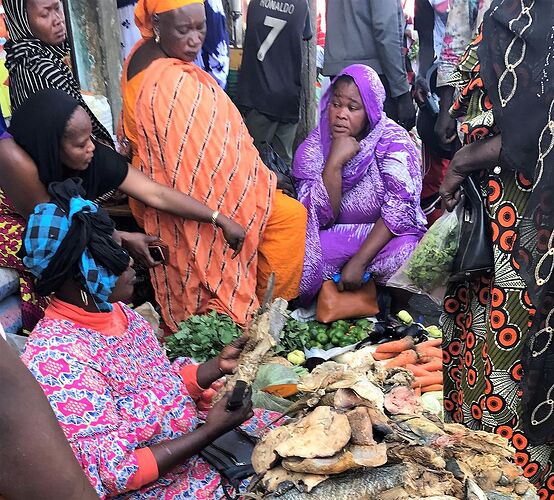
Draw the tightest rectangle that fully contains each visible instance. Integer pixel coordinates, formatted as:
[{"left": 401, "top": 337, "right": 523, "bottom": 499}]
[
  {"left": 258, "top": 142, "right": 297, "bottom": 198},
  {"left": 200, "top": 428, "right": 257, "bottom": 497},
  {"left": 449, "top": 173, "right": 494, "bottom": 282}
]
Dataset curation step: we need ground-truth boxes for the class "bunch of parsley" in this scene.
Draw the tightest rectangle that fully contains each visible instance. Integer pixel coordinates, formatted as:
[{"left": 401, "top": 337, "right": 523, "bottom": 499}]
[{"left": 164, "top": 310, "right": 242, "bottom": 361}]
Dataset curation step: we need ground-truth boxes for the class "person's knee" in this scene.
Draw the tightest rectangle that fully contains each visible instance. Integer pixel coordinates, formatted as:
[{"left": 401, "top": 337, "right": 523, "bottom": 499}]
[
  {"left": 288, "top": 198, "right": 308, "bottom": 228},
  {"left": 270, "top": 193, "right": 307, "bottom": 228}
]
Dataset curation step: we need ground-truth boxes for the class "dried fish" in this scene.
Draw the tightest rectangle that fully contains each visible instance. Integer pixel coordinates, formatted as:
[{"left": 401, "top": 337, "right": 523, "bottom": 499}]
[
  {"left": 387, "top": 443, "right": 446, "bottom": 470},
  {"left": 260, "top": 466, "right": 328, "bottom": 493},
  {"left": 346, "top": 407, "right": 375, "bottom": 445},
  {"left": 334, "top": 388, "right": 370, "bottom": 410},
  {"left": 274, "top": 406, "right": 351, "bottom": 459},
  {"left": 254, "top": 335, "right": 538, "bottom": 499},
  {"left": 389, "top": 414, "right": 445, "bottom": 446},
  {"left": 384, "top": 386, "right": 422, "bottom": 415},
  {"left": 218, "top": 298, "right": 288, "bottom": 402},
  {"left": 253, "top": 426, "right": 295, "bottom": 474},
  {"left": 282, "top": 444, "right": 387, "bottom": 475},
  {"left": 297, "top": 362, "right": 359, "bottom": 393},
  {"left": 465, "top": 478, "right": 488, "bottom": 500},
  {"left": 265, "top": 464, "right": 410, "bottom": 499}
]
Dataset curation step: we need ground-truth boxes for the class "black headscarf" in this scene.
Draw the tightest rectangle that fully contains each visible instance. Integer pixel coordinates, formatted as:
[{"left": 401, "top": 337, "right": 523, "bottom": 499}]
[
  {"left": 8, "top": 88, "right": 124, "bottom": 201},
  {"left": 20, "top": 178, "right": 130, "bottom": 311},
  {"left": 9, "top": 88, "right": 77, "bottom": 186},
  {"left": 3, "top": 0, "right": 113, "bottom": 146},
  {"left": 479, "top": 0, "right": 554, "bottom": 444}
]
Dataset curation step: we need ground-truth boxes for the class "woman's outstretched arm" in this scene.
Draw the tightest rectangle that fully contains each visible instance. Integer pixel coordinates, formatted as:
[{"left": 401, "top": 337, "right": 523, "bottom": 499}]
[{"left": 119, "top": 167, "right": 246, "bottom": 257}]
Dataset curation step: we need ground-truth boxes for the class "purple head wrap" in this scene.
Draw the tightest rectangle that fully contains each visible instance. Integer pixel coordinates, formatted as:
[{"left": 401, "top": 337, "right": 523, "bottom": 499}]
[
  {"left": 292, "top": 64, "right": 425, "bottom": 305},
  {"left": 293, "top": 64, "right": 389, "bottom": 193}
]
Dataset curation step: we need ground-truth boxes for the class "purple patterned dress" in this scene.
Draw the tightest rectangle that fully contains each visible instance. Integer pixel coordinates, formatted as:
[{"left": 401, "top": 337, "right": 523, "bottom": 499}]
[{"left": 292, "top": 64, "right": 427, "bottom": 304}]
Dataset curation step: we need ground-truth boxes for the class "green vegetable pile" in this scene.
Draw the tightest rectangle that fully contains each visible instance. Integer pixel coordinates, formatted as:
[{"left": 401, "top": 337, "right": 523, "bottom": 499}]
[
  {"left": 164, "top": 310, "right": 242, "bottom": 361},
  {"left": 277, "top": 318, "right": 372, "bottom": 353},
  {"left": 274, "top": 319, "right": 311, "bottom": 356},
  {"left": 165, "top": 311, "right": 374, "bottom": 363},
  {"left": 404, "top": 209, "right": 460, "bottom": 293}
]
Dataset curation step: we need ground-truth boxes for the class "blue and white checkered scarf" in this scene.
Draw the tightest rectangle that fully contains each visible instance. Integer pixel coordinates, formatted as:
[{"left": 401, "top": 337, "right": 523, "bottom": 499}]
[{"left": 22, "top": 179, "right": 130, "bottom": 311}]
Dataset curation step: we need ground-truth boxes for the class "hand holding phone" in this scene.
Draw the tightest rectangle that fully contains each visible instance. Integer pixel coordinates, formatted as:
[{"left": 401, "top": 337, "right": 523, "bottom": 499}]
[
  {"left": 226, "top": 380, "right": 248, "bottom": 412},
  {"left": 148, "top": 242, "right": 169, "bottom": 264}
]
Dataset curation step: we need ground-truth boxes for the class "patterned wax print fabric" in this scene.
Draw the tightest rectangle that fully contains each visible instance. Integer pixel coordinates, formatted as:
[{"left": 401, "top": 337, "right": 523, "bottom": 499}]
[
  {"left": 441, "top": 16, "right": 554, "bottom": 496},
  {"left": 436, "top": 0, "right": 492, "bottom": 87},
  {"left": 118, "top": 0, "right": 141, "bottom": 60},
  {"left": 193, "top": 0, "right": 229, "bottom": 88},
  {"left": 22, "top": 303, "right": 277, "bottom": 499},
  {"left": 0, "top": 189, "right": 47, "bottom": 333},
  {"left": 292, "top": 64, "right": 427, "bottom": 305}
]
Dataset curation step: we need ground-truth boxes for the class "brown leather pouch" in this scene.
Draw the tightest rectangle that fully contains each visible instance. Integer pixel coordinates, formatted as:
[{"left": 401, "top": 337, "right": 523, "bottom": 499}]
[{"left": 316, "top": 279, "right": 379, "bottom": 323}]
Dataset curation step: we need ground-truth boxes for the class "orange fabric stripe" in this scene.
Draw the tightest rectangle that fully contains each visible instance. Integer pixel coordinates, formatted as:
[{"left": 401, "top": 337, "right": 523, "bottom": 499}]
[
  {"left": 134, "top": 59, "right": 277, "bottom": 329},
  {"left": 257, "top": 190, "right": 307, "bottom": 301},
  {"left": 179, "top": 364, "right": 204, "bottom": 400},
  {"left": 44, "top": 298, "right": 128, "bottom": 336}
]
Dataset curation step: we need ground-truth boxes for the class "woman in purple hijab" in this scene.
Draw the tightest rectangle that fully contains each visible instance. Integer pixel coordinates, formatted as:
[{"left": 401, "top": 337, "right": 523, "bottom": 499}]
[{"left": 292, "top": 64, "right": 427, "bottom": 305}]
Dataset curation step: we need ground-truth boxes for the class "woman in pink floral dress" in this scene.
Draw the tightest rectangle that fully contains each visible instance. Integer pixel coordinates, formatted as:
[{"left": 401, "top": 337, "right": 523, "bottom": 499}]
[{"left": 20, "top": 178, "right": 272, "bottom": 499}]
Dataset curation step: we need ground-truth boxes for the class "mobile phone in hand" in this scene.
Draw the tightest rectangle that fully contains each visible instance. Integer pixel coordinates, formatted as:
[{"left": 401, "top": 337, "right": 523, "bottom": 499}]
[
  {"left": 226, "top": 380, "right": 248, "bottom": 411},
  {"left": 148, "top": 242, "right": 169, "bottom": 264}
]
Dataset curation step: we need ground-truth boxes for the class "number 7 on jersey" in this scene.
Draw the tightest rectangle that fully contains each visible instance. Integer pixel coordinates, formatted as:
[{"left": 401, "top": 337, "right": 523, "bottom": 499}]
[{"left": 257, "top": 16, "right": 288, "bottom": 62}]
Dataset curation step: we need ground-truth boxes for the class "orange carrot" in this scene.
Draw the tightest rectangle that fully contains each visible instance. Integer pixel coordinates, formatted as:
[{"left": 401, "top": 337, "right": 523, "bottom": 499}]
[
  {"left": 384, "top": 349, "right": 418, "bottom": 368},
  {"left": 417, "top": 338, "right": 442, "bottom": 348},
  {"left": 373, "top": 351, "right": 397, "bottom": 361},
  {"left": 418, "top": 355, "right": 443, "bottom": 364},
  {"left": 418, "top": 358, "right": 443, "bottom": 372},
  {"left": 406, "top": 363, "right": 432, "bottom": 377},
  {"left": 421, "top": 384, "right": 443, "bottom": 393},
  {"left": 374, "top": 336, "right": 414, "bottom": 354},
  {"left": 411, "top": 372, "right": 443, "bottom": 388},
  {"left": 415, "top": 345, "right": 443, "bottom": 359}
]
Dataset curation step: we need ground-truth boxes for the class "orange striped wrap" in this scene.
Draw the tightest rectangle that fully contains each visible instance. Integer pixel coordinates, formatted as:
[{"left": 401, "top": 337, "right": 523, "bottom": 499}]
[{"left": 135, "top": 59, "right": 277, "bottom": 329}]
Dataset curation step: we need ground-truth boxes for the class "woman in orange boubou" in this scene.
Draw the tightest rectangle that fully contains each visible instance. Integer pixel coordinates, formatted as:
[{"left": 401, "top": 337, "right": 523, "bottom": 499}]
[{"left": 121, "top": 0, "right": 307, "bottom": 329}]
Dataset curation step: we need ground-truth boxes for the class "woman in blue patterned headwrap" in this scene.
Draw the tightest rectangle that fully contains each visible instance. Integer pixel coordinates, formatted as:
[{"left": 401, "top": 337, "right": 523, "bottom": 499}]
[
  {"left": 21, "top": 178, "right": 131, "bottom": 311},
  {"left": 20, "top": 177, "right": 276, "bottom": 499}
]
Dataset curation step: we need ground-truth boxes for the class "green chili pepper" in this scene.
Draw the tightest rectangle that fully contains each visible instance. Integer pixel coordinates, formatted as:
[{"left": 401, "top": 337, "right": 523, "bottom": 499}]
[{"left": 316, "top": 332, "right": 329, "bottom": 344}]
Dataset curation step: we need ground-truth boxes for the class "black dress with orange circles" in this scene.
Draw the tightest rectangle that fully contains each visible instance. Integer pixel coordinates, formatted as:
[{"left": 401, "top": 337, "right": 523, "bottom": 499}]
[{"left": 442, "top": 29, "right": 554, "bottom": 498}]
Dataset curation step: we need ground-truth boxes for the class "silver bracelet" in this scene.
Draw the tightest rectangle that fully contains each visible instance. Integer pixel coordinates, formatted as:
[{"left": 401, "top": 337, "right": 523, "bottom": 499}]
[{"left": 211, "top": 210, "right": 220, "bottom": 227}]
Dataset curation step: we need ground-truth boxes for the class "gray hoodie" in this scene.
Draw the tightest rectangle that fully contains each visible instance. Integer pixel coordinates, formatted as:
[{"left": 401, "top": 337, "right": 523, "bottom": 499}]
[{"left": 323, "top": 0, "right": 409, "bottom": 98}]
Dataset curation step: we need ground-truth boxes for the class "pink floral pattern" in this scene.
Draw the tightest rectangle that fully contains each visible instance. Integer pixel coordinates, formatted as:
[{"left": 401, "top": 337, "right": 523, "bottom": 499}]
[{"left": 22, "top": 305, "right": 273, "bottom": 499}]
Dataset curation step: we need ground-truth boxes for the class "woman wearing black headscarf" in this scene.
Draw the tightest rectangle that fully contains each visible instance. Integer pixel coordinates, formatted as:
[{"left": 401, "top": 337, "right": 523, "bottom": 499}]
[
  {"left": 7, "top": 89, "right": 245, "bottom": 251},
  {"left": 3, "top": 0, "right": 113, "bottom": 145},
  {"left": 439, "top": 0, "right": 554, "bottom": 494},
  {"left": 0, "top": 88, "right": 246, "bottom": 332},
  {"left": 0, "top": 0, "right": 126, "bottom": 332}
]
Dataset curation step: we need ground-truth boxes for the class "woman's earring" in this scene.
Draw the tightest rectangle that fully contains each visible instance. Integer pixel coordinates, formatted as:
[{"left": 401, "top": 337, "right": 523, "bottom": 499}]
[
  {"left": 155, "top": 31, "right": 160, "bottom": 44},
  {"left": 80, "top": 289, "right": 89, "bottom": 307}
]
